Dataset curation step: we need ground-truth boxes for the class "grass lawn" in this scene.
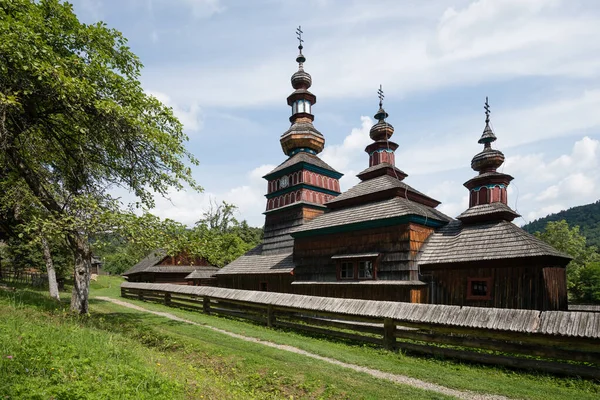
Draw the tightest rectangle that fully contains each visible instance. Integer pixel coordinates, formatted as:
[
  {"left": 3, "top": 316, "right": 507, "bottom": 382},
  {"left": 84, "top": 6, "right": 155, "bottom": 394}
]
[{"left": 1, "top": 275, "right": 599, "bottom": 399}]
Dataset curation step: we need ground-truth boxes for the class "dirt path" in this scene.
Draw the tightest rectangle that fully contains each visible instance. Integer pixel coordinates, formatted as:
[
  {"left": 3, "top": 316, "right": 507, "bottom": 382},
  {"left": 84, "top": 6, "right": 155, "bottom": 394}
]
[{"left": 95, "top": 296, "right": 510, "bottom": 400}]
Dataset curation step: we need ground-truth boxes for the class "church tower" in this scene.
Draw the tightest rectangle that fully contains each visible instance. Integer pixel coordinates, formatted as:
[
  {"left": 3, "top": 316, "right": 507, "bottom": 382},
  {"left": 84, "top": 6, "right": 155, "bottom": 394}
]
[
  {"left": 261, "top": 27, "right": 343, "bottom": 255},
  {"left": 459, "top": 98, "right": 519, "bottom": 223}
]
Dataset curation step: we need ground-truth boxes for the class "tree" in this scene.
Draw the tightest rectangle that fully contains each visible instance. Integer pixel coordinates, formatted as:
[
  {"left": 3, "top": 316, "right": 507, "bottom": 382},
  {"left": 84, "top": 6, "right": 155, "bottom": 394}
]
[
  {"left": 535, "top": 220, "right": 600, "bottom": 300},
  {"left": 578, "top": 262, "right": 600, "bottom": 303},
  {"left": 0, "top": 0, "right": 199, "bottom": 313}
]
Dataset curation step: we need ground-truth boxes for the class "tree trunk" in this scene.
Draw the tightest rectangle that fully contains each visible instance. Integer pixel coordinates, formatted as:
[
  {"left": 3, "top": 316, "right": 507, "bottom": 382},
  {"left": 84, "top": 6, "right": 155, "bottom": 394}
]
[
  {"left": 69, "top": 234, "right": 91, "bottom": 314},
  {"left": 41, "top": 236, "right": 60, "bottom": 301}
]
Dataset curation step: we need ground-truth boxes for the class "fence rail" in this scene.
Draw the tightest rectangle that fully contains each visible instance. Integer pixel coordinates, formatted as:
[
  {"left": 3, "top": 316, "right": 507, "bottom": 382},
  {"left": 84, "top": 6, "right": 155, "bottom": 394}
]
[
  {"left": 0, "top": 267, "right": 48, "bottom": 287},
  {"left": 121, "top": 282, "right": 600, "bottom": 380}
]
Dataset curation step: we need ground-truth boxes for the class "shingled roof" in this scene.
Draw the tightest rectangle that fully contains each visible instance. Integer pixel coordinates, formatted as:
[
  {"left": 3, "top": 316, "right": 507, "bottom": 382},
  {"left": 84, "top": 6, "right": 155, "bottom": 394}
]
[
  {"left": 325, "top": 174, "right": 440, "bottom": 208},
  {"left": 457, "top": 202, "right": 520, "bottom": 223},
  {"left": 292, "top": 197, "right": 451, "bottom": 235},
  {"left": 185, "top": 267, "right": 219, "bottom": 280},
  {"left": 418, "top": 220, "right": 572, "bottom": 265},
  {"left": 122, "top": 249, "right": 167, "bottom": 276},
  {"left": 216, "top": 251, "right": 295, "bottom": 275},
  {"left": 264, "top": 152, "right": 340, "bottom": 178}
]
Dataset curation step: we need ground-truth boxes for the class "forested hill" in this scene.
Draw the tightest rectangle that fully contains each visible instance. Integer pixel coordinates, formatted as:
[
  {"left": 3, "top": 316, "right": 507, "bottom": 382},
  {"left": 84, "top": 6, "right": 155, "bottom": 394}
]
[{"left": 522, "top": 201, "right": 600, "bottom": 248}]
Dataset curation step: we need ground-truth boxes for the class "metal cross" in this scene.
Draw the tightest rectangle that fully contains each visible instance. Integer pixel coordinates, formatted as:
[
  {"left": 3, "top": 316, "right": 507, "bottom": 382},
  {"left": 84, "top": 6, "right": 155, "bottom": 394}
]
[
  {"left": 484, "top": 96, "right": 491, "bottom": 123},
  {"left": 378, "top": 85, "right": 385, "bottom": 108},
  {"left": 296, "top": 26, "right": 304, "bottom": 48}
]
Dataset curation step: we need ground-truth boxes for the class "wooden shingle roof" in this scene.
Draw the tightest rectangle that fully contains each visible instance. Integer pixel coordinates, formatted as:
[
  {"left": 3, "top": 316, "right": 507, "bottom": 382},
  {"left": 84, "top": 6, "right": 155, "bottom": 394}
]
[
  {"left": 185, "top": 267, "right": 219, "bottom": 280},
  {"left": 122, "top": 249, "right": 167, "bottom": 276},
  {"left": 456, "top": 202, "right": 520, "bottom": 222},
  {"left": 216, "top": 252, "right": 295, "bottom": 275},
  {"left": 292, "top": 197, "right": 451, "bottom": 235},
  {"left": 264, "top": 152, "right": 340, "bottom": 178},
  {"left": 418, "top": 220, "right": 571, "bottom": 265},
  {"left": 325, "top": 174, "right": 440, "bottom": 208}
]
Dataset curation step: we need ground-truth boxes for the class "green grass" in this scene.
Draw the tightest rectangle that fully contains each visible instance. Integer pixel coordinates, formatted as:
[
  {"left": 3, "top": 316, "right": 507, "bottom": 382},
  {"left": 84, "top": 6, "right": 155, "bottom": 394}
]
[
  {"left": 0, "top": 280, "right": 452, "bottom": 399},
  {"left": 1, "top": 276, "right": 599, "bottom": 399}
]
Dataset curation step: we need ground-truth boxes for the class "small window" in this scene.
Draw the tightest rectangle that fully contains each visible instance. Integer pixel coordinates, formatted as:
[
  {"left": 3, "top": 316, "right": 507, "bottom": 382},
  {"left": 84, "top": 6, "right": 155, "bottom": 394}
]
[
  {"left": 340, "top": 262, "right": 354, "bottom": 280},
  {"left": 466, "top": 277, "right": 492, "bottom": 300},
  {"left": 358, "top": 261, "right": 373, "bottom": 279},
  {"left": 259, "top": 281, "right": 268, "bottom": 291}
]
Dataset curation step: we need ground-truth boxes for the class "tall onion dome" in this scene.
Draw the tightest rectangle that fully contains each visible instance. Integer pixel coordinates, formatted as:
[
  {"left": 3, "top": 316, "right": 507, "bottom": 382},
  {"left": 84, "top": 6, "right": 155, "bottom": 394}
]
[
  {"left": 461, "top": 98, "right": 516, "bottom": 219},
  {"left": 279, "top": 30, "right": 325, "bottom": 156},
  {"left": 356, "top": 86, "right": 408, "bottom": 181}
]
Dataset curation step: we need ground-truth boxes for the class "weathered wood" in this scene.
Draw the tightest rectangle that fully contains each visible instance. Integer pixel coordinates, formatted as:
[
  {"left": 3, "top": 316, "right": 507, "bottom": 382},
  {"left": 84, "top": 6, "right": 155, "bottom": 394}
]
[
  {"left": 383, "top": 318, "right": 396, "bottom": 350},
  {"left": 394, "top": 341, "right": 600, "bottom": 380},
  {"left": 394, "top": 330, "right": 600, "bottom": 364},
  {"left": 212, "top": 307, "right": 267, "bottom": 324},
  {"left": 203, "top": 297, "right": 211, "bottom": 315},
  {"left": 164, "top": 292, "right": 171, "bottom": 306},
  {"left": 290, "top": 315, "right": 384, "bottom": 335},
  {"left": 396, "top": 322, "right": 600, "bottom": 353},
  {"left": 275, "top": 320, "right": 382, "bottom": 346},
  {"left": 267, "top": 304, "right": 275, "bottom": 328}
]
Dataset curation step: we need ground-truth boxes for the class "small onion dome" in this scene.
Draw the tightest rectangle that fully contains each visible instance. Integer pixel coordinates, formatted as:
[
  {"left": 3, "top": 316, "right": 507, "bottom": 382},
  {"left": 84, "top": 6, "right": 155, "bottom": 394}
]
[
  {"left": 374, "top": 107, "right": 389, "bottom": 121},
  {"left": 478, "top": 122, "right": 497, "bottom": 145},
  {"left": 291, "top": 69, "right": 312, "bottom": 90},
  {"left": 471, "top": 147, "right": 505, "bottom": 173},
  {"left": 369, "top": 120, "right": 394, "bottom": 141}
]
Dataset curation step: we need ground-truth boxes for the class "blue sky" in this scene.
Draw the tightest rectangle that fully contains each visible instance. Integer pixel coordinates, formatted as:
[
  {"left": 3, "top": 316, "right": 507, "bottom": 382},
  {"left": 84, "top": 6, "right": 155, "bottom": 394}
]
[{"left": 72, "top": 0, "right": 600, "bottom": 227}]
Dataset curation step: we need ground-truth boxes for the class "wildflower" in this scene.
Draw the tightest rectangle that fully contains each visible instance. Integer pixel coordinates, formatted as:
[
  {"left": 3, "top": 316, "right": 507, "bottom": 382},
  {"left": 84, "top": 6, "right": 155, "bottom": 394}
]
[
  {"left": 6, "top": 356, "right": 13, "bottom": 359},
  {"left": 156, "top": 363, "right": 161, "bottom": 366}
]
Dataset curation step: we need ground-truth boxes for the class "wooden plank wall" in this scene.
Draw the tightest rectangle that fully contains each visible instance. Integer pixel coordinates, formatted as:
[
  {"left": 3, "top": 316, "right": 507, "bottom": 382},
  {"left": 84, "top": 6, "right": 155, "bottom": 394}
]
[
  {"left": 292, "top": 283, "right": 417, "bottom": 302},
  {"left": 294, "top": 223, "right": 434, "bottom": 283},
  {"left": 121, "top": 283, "right": 600, "bottom": 379},
  {"left": 425, "top": 265, "right": 568, "bottom": 310},
  {"left": 217, "top": 273, "right": 294, "bottom": 293}
]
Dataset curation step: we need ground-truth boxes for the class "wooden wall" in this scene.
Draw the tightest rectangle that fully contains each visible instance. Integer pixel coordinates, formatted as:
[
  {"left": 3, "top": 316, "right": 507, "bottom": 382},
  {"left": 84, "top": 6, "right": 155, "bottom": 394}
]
[
  {"left": 127, "top": 273, "right": 189, "bottom": 285},
  {"left": 292, "top": 284, "right": 425, "bottom": 303},
  {"left": 293, "top": 223, "right": 434, "bottom": 282},
  {"left": 157, "top": 254, "right": 211, "bottom": 267},
  {"left": 422, "top": 262, "right": 568, "bottom": 310},
  {"left": 217, "top": 273, "right": 294, "bottom": 293}
]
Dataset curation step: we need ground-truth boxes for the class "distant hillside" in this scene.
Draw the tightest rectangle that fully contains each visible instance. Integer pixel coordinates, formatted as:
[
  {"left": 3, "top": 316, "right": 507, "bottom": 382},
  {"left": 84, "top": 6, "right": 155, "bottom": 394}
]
[{"left": 522, "top": 201, "right": 600, "bottom": 248}]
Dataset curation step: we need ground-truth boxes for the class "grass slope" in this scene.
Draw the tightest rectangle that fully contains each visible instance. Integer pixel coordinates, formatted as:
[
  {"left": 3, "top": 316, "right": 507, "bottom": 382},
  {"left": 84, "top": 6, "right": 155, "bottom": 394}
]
[
  {"left": 1, "top": 281, "right": 450, "bottom": 399},
  {"left": 1, "top": 276, "right": 599, "bottom": 400}
]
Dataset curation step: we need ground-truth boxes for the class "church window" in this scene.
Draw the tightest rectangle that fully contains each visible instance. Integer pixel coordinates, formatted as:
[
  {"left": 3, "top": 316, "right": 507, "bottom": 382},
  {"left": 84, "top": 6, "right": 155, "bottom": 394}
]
[
  {"left": 358, "top": 261, "right": 373, "bottom": 279},
  {"left": 466, "top": 277, "right": 492, "bottom": 300},
  {"left": 259, "top": 281, "right": 268, "bottom": 291},
  {"left": 339, "top": 262, "right": 354, "bottom": 280}
]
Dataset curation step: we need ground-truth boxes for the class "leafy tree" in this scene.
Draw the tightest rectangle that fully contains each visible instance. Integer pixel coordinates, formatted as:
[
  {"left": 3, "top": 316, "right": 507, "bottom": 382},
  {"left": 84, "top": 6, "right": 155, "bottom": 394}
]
[
  {"left": 524, "top": 200, "right": 600, "bottom": 248},
  {"left": 535, "top": 220, "right": 600, "bottom": 301},
  {"left": 0, "top": 0, "right": 199, "bottom": 313},
  {"left": 578, "top": 262, "right": 600, "bottom": 303}
]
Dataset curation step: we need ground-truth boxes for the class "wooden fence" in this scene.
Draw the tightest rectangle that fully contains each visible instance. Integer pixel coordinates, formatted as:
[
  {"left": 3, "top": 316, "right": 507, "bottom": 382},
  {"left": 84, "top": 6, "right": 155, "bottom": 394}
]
[
  {"left": 0, "top": 267, "right": 48, "bottom": 287},
  {"left": 121, "top": 282, "right": 600, "bottom": 380}
]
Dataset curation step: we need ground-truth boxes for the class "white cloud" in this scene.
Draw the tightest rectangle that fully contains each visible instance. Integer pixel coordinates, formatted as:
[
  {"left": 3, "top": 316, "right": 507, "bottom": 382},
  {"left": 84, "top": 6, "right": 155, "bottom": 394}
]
[
  {"left": 321, "top": 116, "right": 373, "bottom": 190},
  {"left": 148, "top": 91, "right": 203, "bottom": 132},
  {"left": 143, "top": 0, "right": 600, "bottom": 108},
  {"left": 505, "top": 136, "right": 600, "bottom": 223}
]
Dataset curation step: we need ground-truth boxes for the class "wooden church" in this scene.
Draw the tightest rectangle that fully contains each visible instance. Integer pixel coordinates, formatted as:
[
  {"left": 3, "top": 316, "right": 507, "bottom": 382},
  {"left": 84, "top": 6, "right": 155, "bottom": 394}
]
[{"left": 215, "top": 32, "right": 571, "bottom": 310}]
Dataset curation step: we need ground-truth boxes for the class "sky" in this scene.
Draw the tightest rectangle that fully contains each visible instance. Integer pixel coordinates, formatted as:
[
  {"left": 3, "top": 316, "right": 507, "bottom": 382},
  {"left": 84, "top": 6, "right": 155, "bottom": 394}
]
[{"left": 71, "top": 0, "right": 600, "bottom": 228}]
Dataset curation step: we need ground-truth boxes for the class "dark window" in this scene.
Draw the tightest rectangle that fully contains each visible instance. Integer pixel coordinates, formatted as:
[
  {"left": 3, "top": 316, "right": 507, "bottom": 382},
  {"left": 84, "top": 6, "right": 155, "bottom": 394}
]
[
  {"left": 340, "top": 262, "right": 354, "bottom": 279},
  {"left": 259, "top": 281, "right": 268, "bottom": 291},
  {"left": 466, "top": 277, "right": 492, "bottom": 300},
  {"left": 358, "top": 261, "right": 373, "bottom": 279}
]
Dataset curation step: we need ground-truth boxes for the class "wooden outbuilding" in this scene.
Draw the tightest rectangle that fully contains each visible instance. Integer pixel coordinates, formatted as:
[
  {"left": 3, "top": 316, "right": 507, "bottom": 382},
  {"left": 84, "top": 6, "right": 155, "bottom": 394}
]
[{"left": 123, "top": 250, "right": 218, "bottom": 285}]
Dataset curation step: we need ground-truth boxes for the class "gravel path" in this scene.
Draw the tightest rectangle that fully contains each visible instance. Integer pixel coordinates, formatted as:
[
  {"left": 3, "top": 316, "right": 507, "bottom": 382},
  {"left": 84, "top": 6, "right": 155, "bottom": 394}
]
[{"left": 95, "top": 296, "right": 511, "bottom": 400}]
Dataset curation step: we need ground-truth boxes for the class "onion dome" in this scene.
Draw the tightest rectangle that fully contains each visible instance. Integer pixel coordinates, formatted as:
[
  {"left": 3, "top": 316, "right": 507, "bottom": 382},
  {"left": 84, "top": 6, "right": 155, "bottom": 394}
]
[
  {"left": 471, "top": 97, "right": 505, "bottom": 173},
  {"left": 369, "top": 87, "right": 394, "bottom": 141},
  {"left": 280, "top": 27, "right": 324, "bottom": 156}
]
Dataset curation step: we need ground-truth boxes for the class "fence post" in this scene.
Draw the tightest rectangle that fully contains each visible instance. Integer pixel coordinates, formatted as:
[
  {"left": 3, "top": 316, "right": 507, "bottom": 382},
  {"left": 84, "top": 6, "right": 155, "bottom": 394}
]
[
  {"left": 203, "top": 297, "right": 211, "bottom": 315},
  {"left": 138, "top": 290, "right": 144, "bottom": 301},
  {"left": 267, "top": 304, "right": 275, "bottom": 328},
  {"left": 383, "top": 318, "right": 396, "bottom": 350},
  {"left": 164, "top": 292, "right": 171, "bottom": 306}
]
